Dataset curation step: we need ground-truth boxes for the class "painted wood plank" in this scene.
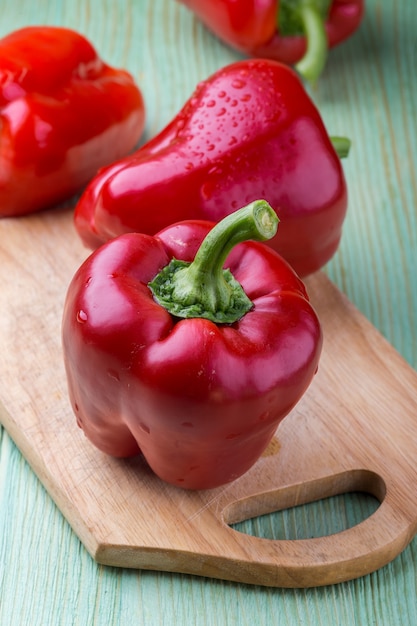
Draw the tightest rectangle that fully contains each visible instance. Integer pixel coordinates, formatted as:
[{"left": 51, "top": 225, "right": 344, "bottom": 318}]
[
  {"left": 2, "top": 204, "right": 417, "bottom": 587},
  {"left": 1, "top": 0, "right": 417, "bottom": 623}
]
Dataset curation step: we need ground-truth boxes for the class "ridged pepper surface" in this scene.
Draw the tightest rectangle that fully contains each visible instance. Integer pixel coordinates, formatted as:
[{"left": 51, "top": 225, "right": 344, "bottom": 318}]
[
  {"left": 178, "top": 0, "right": 364, "bottom": 82},
  {"left": 0, "top": 26, "right": 145, "bottom": 217},
  {"left": 74, "top": 59, "right": 349, "bottom": 277},
  {"left": 63, "top": 201, "right": 322, "bottom": 489}
]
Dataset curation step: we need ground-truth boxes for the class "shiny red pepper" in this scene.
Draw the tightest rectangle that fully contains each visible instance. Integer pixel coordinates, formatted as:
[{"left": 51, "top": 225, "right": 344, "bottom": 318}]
[
  {"left": 0, "top": 26, "right": 145, "bottom": 217},
  {"left": 178, "top": 0, "right": 364, "bottom": 82},
  {"left": 63, "top": 201, "right": 322, "bottom": 490},
  {"left": 74, "top": 59, "right": 349, "bottom": 277}
]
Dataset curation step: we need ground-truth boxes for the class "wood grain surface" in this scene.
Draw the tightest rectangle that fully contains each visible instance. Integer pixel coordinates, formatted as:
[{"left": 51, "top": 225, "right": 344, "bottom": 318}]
[
  {"left": 2, "top": 207, "right": 417, "bottom": 589},
  {"left": 1, "top": 0, "right": 417, "bottom": 624}
]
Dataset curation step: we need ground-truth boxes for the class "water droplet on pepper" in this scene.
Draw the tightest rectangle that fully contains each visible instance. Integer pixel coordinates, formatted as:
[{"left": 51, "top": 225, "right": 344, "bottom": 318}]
[
  {"left": 231, "top": 78, "right": 246, "bottom": 89},
  {"left": 201, "top": 180, "right": 216, "bottom": 200},
  {"left": 76, "top": 310, "right": 88, "bottom": 323}
]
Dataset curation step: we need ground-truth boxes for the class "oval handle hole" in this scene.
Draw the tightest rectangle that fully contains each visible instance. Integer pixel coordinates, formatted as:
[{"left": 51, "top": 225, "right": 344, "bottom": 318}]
[
  {"left": 224, "top": 469, "right": 385, "bottom": 540},
  {"left": 230, "top": 491, "right": 380, "bottom": 540}
]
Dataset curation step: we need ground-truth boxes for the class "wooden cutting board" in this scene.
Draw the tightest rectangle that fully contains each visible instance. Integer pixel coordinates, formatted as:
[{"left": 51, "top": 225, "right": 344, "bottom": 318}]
[{"left": 1, "top": 207, "right": 417, "bottom": 588}]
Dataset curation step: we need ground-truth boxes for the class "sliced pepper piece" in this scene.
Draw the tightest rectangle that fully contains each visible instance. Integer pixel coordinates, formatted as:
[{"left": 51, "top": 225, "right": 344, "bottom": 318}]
[
  {"left": 0, "top": 26, "right": 145, "bottom": 217},
  {"left": 178, "top": 0, "right": 365, "bottom": 82},
  {"left": 74, "top": 59, "right": 349, "bottom": 277},
  {"left": 63, "top": 200, "right": 322, "bottom": 490}
]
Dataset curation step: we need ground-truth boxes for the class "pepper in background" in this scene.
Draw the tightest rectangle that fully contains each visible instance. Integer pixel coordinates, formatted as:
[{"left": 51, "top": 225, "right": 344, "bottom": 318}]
[
  {"left": 63, "top": 201, "right": 322, "bottom": 490},
  {"left": 0, "top": 26, "right": 145, "bottom": 217},
  {"left": 74, "top": 59, "right": 349, "bottom": 277},
  {"left": 178, "top": 0, "right": 364, "bottom": 82}
]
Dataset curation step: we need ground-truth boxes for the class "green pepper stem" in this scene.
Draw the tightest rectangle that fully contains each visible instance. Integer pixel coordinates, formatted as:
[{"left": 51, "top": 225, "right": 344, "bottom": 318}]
[
  {"left": 278, "top": 0, "right": 331, "bottom": 83},
  {"left": 294, "top": 4, "right": 328, "bottom": 83},
  {"left": 330, "top": 136, "right": 351, "bottom": 159},
  {"left": 149, "top": 200, "right": 279, "bottom": 324}
]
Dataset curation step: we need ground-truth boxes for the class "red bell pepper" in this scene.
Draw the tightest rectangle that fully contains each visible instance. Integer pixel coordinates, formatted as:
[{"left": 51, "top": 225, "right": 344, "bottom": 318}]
[
  {"left": 0, "top": 26, "right": 145, "bottom": 217},
  {"left": 74, "top": 59, "right": 349, "bottom": 277},
  {"left": 63, "top": 200, "right": 322, "bottom": 490},
  {"left": 178, "top": 0, "right": 364, "bottom": 82}
]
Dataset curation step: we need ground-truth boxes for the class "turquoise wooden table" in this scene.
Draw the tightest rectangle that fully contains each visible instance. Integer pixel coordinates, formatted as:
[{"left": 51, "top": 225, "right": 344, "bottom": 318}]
[{"left": 1, "top": 0, "right": 417, "bottom": 623}]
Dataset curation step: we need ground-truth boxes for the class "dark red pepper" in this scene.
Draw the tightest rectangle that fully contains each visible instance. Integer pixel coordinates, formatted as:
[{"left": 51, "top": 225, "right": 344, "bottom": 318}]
[
  {"left": 63, "top": 201, "right": 322, "bottom": 490},
  {"left": 178, "top": 0, "right": 364, "bottom": 82},
  {"left": 74, "top": 59, "right": 349, "bottom": 277},
  {"left": 0, "top": 26, "right": 145, "bottom": 217}
]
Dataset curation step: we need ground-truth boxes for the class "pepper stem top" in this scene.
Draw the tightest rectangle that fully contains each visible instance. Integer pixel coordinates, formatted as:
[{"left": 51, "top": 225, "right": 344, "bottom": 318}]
[
  {"left": 331, "top": 136, "right": 351, "bottom": 159},
  {"left": 149, "top": 200, "right": 279, "bottom": 324}
]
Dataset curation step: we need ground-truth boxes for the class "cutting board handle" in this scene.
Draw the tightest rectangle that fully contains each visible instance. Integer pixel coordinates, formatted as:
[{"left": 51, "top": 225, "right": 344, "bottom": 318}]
[{"left": 216, "top": 471, "right": 414, "bottom": 587}]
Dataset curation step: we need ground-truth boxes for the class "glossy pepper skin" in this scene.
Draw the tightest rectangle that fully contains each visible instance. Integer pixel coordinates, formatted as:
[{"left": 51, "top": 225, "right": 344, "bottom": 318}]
[
  {"left": 74, "top": 59, "right": 348, "bottom": 277},
  {"left": 178, "top": 0, "right": 364, "bottom": 82},
  {"left": 0, "top": 26, "right": 145, "bottom": 217},
  {"left": 63, "top": 201, "right": 322, "bottom": 490}
]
